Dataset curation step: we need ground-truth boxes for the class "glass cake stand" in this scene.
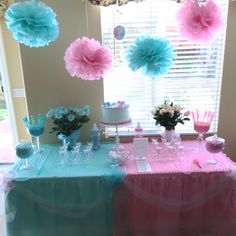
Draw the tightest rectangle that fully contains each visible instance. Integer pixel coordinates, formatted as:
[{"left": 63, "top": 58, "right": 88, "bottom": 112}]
[{"left": 101, "top": 119, "right": 132, "bottom": 165}]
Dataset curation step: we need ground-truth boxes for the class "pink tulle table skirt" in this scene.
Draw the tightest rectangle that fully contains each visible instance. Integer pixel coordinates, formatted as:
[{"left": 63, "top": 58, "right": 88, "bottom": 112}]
[{"left": 114, "top": 141, "right": 236, "bottom": 236}]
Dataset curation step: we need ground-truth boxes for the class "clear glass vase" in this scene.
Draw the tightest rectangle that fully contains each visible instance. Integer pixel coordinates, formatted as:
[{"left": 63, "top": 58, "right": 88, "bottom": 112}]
[{"left": 161, "top": 127, "right": 177, "bottom": 143}]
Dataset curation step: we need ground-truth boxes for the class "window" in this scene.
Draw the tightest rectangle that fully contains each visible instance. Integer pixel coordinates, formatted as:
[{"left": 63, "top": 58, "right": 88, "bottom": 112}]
[
  {"left": 0, "top": 35, "right": 16, "bottom": 163},
  {"left": 101, "top": 0, "right": 228, "bottom": 134}
]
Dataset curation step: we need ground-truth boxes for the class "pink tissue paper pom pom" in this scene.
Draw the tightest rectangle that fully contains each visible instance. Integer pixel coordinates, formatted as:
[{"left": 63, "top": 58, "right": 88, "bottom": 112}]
[
  {"left": 64, "top": 37, "right": 112, "bottom": 80},
  {"left": 176, "top": 0, "right": 224, "bottom": 43}
]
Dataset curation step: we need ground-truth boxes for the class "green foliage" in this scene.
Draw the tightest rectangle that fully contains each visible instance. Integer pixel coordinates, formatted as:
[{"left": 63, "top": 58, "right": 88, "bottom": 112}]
[{"left": 47, "top": 105, "right": 90, "bottom": 136}]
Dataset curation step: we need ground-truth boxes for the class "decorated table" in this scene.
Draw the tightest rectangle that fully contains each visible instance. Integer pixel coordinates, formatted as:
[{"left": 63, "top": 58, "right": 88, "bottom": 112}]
[
  {"left": 5, "top": 141, "right": 236, "bottom": 236},
  {"left": 115, "top": 141, "right": 236, "bottom": 236},
  {"left": 5, "top": 144, "right": 124, "bottom": 236}
]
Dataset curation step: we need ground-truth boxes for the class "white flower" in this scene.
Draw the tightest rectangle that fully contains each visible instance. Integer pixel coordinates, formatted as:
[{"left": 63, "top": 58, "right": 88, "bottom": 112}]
[
  {"left": 151, "top": 108, "right": 156, "bottom": 115},
  {"left": 162, "top": 108, "right": 168, "bottom": 114},
  {"left": 173, "top": 104, "right": 181, "bottom": 112},
  {"left": 169, "top": 110, "right": 174, "bottom": 117},
  {"left": 162, "top": 104, "right": 168, "bottom": 109}
]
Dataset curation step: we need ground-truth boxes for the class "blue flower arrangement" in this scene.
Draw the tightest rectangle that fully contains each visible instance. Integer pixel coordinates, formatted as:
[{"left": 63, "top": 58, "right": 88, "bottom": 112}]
[
  {"left": 5, "top": 0, "right": 59, "bottom": 47},
  {"left": 126, "top": 35, "right": 176, "bottom": 77},
  {"left": 46, "top": 105, "right": 90, "bottom": 136}
]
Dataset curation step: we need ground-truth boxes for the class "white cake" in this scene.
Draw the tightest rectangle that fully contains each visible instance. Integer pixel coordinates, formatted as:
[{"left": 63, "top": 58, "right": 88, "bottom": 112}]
[{"left": 101, "top": 101, "right": 131, "bottom": 125}]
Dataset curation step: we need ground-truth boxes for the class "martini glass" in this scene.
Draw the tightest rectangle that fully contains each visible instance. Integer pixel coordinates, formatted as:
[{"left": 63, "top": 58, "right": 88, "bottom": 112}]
[
  {"left": 15, "top": 140, "right": 34, "bottom": 170},
  {"left": 192, "top": 110, "right": 214, "bottom": 152},
  {"left": 23, "top": 114, "right": 46, "bottom": 153}
]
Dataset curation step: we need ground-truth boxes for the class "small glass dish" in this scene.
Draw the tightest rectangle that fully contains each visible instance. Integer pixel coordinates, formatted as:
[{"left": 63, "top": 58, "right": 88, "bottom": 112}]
[{"left": 108, "top": 149, "right": 130, "bottom": 166}]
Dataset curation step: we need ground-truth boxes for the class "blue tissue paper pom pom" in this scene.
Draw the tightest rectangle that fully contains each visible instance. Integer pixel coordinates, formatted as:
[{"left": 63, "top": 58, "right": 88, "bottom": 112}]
[
  {"left": 126, "top": 35, "right": 176, "bottom": 77},
  {"left": 5, "top": 0, "right": 59, "bottom": 47}
]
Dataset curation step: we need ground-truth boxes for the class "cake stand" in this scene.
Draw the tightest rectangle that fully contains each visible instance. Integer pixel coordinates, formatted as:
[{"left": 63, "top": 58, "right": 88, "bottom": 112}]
[{"left": 100, "top": 119, "right": 132, "bottom": 165}]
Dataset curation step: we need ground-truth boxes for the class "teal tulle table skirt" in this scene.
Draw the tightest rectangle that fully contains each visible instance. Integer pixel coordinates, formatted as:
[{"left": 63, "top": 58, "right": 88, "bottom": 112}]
[{"left": 5, "top": 144, "right": 125, "bottom": 236}]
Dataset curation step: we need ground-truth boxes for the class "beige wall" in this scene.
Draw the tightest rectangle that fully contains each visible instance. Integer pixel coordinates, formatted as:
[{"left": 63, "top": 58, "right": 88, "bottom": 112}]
[
  {"left": 218, "top": 1, "right": 236, "bottom": 160},
  {"left": 19, "top": 0, "right": 103, "bottom": 143}
]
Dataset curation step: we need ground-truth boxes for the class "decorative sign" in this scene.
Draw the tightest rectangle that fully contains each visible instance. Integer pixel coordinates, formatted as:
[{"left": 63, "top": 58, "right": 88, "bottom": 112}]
[
  {"left": 136, "top": 159, "right": 152, "bottom": 173},
  {"left": 133, "top": 137, "right": 148, "bottom": 159}
]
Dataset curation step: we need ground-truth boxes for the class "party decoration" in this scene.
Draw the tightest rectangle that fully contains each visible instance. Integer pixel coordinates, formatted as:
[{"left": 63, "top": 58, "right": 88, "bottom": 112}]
[
  {"left": 114, "top": 25, "right": 125, "bottom": 40},
  {"left": 176, "top": 0, "right": 224, "bottom": 42},
  {"left": 23, "top": 114, "right": 46, "bottom": 137},
  {"left": 126, "top": 35, "right": 176, "bottom": 77},
  {"left": 5, "top": 0, "right": 59, "bottom": 47},
  {"left": 64, "top": 37, "right": 112, "bottom": 80},
  {"left": 23, "top": 114, "right": 46, "bottom": 153},
  {"left": 89, "top": 0, "right": 146, "bottom": 7},
  {"left": 192, "top": 110, "right": 214, "bottom": 152}
]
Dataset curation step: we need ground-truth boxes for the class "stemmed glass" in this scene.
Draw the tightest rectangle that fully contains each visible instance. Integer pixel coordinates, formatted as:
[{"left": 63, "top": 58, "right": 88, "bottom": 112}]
[
  {"left": 205, "top": 135, "right": 225, "bottom": 164},
  {"left": 23, "top": 114, "right": 46, "bottom": 153},
  {"left": 71, "top": 142, "right": 82, "bottom": 164},
  {"left": 192, "top": 110, "right": 214, "bottom": 151},
  {"left": 151, "top": 138, "right": 162, "bottom": 161},
  {"left": 59, "top": 141, "right": 69, "bottom": 165},
  {"left": 15, "top": 140, "right": 34, "bottom": 170},
  {"left": 160, "top": 137, "right": 175, "bottom": 161},
  {"left": 83, "top": 143, "right": 93, "bottom": 163},
  {"left": 172, "top": 135, "right": 184, "bottom": 161}
]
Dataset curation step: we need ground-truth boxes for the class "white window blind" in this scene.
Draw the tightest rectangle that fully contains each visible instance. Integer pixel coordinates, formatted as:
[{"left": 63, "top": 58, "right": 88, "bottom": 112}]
[{"left": 101, "top": 0, "right": 228, "bottom": 134}]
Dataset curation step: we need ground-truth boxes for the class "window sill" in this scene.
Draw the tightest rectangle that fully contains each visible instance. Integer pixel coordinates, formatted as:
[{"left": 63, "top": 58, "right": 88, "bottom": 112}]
[{"left": 105, "top": 131, "right": 216, "bottom": 141}]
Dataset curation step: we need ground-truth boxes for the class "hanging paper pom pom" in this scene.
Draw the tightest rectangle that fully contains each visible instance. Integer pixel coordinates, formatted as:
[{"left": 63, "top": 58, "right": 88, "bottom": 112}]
[
  {"left": 176, "top": 0, "right": 224, "bottom": 42},
  {"left": 114, "top": 25, "right": 125, "bottom": 40},
  {"left": 126, "top": 35, "right": 176, "bottom": 77},
  {"left": 5, "top": 0, "right": 59, "bottom": 47},
  {"left": 64, "top": 37, "right": 112, "bottom": 80}
]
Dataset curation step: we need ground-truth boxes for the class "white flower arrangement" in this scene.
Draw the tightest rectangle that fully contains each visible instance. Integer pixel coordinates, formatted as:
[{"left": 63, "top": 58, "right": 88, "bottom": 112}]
[{"left": 152, "top": 101, "right": 190, "bottom": 130}]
